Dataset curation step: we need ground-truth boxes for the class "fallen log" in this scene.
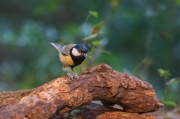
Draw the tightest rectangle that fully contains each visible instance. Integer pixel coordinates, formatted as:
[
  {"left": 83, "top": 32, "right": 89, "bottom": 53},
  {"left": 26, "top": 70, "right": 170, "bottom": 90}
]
[{"left": 0, "top": 64, "right": 163, "bottom": 118}]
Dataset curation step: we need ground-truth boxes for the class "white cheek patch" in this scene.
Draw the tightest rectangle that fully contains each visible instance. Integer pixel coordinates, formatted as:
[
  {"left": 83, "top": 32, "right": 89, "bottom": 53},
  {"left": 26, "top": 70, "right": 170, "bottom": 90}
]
[{"left": 72, "top": 48, "right": 81, "bottom": 56}]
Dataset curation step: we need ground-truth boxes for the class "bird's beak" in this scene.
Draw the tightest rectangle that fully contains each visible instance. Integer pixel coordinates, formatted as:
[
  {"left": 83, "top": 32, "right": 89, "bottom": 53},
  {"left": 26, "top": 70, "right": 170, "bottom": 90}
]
[
  {"left": 84, "top": 53, "right": 87, "bottom": 57},
  {"left": 50, "top": 43, "right": 61, "bottom": 52}
]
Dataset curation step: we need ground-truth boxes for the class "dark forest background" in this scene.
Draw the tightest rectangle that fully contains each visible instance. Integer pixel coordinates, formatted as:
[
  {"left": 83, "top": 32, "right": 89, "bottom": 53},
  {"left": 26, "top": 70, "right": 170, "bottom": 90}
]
[{"left": 0, "top": 0, "right": 180, "bottom": 110}]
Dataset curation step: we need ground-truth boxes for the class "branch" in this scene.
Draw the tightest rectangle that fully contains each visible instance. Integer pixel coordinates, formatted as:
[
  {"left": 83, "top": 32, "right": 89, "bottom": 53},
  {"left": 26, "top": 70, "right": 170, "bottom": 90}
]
[
  {"left": 0, "top": 89, "right": 34, "bottom": 107},
  {"left": 0, "top": 64, "right": 163, "bottom": 118}
]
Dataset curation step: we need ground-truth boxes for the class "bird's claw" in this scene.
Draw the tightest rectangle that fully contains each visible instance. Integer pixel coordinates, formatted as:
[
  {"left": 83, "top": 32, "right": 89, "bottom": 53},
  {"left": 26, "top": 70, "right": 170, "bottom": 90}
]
[
  {"left": 74, "top": 73, "right": 79, "bottom": 79},
  {"left": 67, "top": 72, "right": 79, "bottom": 80},
  {"left": 67, "top": 72, "right": 74, "bottom": 80}
]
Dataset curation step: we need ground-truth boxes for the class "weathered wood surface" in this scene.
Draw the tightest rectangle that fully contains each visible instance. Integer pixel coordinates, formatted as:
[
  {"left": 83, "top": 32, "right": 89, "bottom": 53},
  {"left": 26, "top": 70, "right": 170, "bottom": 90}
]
[
  {"left": 0, "top": 64, "right": 163, "bottom": 119},
  {"left": 68, "top": 103, "right": 158, "bottom": 119}
]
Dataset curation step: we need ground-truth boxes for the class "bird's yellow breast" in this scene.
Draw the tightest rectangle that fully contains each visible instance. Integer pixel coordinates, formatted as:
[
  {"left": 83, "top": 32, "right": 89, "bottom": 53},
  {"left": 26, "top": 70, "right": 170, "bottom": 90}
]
[{"left": 59, "top": 53, "right": 74, "bottom": 67}]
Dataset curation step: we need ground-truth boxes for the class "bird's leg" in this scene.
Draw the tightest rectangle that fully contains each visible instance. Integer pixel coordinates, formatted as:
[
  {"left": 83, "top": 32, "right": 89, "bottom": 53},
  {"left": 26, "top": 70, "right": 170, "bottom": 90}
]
[
  {"left": 71, "top": 68, "right": 79, "bottom": 79},
  {"left": 64, "top": 67, "right": 74, "bottom": 80}
]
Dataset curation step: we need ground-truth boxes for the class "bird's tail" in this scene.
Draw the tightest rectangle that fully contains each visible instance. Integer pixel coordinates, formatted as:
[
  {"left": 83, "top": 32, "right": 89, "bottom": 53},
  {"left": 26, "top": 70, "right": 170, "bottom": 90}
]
[{"left": 50, "top": 43, "right": 62, "bottom": 52}]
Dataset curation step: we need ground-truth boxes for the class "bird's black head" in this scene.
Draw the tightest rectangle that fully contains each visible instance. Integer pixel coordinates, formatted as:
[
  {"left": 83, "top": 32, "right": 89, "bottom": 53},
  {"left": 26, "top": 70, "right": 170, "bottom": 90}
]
[
  {"left": 74, "top": 44, "right": 87, "bottom": 53},
  {"left": 70, "top": 44, "right": 87, "bottom": 67},
  {"left": 70, "top": 44, "right": 87, "bottom": 57}
]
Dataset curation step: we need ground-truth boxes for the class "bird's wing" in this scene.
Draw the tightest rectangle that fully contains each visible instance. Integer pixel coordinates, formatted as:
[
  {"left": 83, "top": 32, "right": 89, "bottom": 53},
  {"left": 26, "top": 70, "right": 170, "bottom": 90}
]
[
  {"left": 50, "top": 43, "right": 62, "bottom": 52},
  {"left": 61, "top": 44, "right": 76, "bottom": 55}
]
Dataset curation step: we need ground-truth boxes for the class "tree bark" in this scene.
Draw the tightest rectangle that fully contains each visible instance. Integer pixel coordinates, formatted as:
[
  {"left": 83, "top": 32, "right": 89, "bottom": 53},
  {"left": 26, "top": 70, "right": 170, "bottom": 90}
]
[
  {"left": 68, "top": 103, "right": 158, "bottom": 119},
  {"left": 0, "top": 64, "right": 163, "bottom": 119}
]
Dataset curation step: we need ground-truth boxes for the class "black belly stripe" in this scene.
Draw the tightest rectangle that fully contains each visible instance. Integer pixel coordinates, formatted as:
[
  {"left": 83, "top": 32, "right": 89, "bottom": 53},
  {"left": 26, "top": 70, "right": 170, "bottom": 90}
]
[{"left": 70, "top": 52, "right": 85, "bottom": 68}]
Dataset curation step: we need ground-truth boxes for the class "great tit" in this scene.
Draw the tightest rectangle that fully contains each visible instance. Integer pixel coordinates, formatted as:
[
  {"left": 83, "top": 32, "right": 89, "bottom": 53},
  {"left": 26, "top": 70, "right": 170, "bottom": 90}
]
[{"left": 50, "top": 43, "right": 87, "bottom": 80}]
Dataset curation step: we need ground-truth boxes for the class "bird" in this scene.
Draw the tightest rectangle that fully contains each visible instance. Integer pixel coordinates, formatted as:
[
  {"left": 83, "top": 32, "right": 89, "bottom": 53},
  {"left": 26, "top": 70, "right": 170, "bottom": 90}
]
[{"left": 50, "top": 43, "right": 87, "bottom": 80}]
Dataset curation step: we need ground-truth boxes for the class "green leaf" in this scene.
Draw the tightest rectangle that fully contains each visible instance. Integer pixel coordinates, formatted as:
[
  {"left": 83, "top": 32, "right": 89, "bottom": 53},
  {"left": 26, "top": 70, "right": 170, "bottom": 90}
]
[
  {"left": 89, "top": 10, "right": 98, "bottom": 18},
  {"left": 161, "top": 100, "right": 177, "bottom": 107},
  {"left": 158, "top": 69, "right": 171, "bottom": 79},
  {"left": 92, "top": 40, "right": 101, "bottom": 46},
  {"left": 166, "top": 77, "right": 180, "bottom": 85},
  {"left": 91, "top": 23, "right": 102, "bottom": 34},
  {"left": 176, "top": 0, "right": 180, "bottom": 6},
  {"left": 70, "top": 109, "right": 80, "bottom": 116}
]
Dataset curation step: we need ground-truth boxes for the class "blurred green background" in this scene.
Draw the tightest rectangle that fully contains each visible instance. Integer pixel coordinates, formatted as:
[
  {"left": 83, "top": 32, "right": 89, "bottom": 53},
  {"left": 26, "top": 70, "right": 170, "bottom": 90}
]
[{"left": 0, "top": 0, "right": 180, "bottom": 107}]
